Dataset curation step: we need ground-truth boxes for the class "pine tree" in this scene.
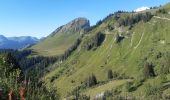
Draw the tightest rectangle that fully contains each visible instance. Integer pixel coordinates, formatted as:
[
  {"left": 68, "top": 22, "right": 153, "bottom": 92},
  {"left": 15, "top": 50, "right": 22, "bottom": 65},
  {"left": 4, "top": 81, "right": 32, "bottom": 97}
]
[
  {"left": 85, "top": 74, "right": 97, "bottom": 87},
  {"left": 143, "top": 62, "right": 155, "bottom": 78},
  {"left": 107, "top": 69, "right": 113, "bottom": 79}
]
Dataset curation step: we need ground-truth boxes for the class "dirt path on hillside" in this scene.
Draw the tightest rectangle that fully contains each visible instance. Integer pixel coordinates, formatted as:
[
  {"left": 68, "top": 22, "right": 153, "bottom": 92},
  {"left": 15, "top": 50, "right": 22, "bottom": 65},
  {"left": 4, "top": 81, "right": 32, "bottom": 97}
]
[
  {"left": 134, "top": 32, "right": 145, "bottom": 49},
  {"left": 106, "top": 35, "right": 115, "bottom": 58}
]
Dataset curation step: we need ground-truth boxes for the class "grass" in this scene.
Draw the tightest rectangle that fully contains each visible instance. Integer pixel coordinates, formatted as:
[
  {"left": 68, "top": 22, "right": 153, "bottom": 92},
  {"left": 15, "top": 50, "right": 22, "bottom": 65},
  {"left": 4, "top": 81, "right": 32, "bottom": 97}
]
[
  {"left": 83, "top": 79, "right": 129, "bottom": 98},
  {"left": 30, "top": 31, "right": 80, "bottom": 56},
  {"left": 42, "top": 6, "right": 170, "bottom": 99}
]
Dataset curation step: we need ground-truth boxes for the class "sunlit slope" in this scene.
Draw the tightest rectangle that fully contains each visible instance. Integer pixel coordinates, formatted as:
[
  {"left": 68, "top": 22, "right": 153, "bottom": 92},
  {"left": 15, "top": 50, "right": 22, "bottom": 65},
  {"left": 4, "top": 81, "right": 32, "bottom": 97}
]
[
  {"left": 44, "top": 5, "right": 170, "bottom": 96},
  {"left": 31, "top": 18, "right": 90, "bottom": 56}
]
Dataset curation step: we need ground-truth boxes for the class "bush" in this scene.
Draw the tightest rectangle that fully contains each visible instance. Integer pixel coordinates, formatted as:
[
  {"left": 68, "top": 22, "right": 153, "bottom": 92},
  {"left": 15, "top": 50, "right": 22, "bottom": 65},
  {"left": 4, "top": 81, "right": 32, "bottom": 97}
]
[
  {"left": 143, "top": 62, "right": 155, "bottom": 78},
  {"left": 107, "top": 69, "right": 113, "bottom": 79},
  {"left": 50, "top": 76, "right": 58, "bottom": 82},
  {"left": 113, "top": 72, "right": 119, "bottom": 79},
  {"left": 84, "top": 74, "right": 97, "bottom": 87}
]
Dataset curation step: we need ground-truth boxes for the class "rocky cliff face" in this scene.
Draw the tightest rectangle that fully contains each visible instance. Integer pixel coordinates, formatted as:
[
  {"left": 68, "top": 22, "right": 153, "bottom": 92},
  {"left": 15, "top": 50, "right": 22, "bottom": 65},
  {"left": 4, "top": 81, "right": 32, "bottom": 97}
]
[{"left": 50, "top": 17, "right": 90, "bottom": 36}]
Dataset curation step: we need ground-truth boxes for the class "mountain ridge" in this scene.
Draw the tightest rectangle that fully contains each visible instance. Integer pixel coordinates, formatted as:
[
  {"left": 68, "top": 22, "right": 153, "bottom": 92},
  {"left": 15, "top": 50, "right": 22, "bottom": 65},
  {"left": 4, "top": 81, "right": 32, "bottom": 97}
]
[
  {"left": 42, "top": 3, "right": 170, "bottom": 99},
  {"left": 0, "top": 35, "right": 39, "bottom": 49},
  {"left": 30, "top": 17, "right": 90, "bottom": 56},
  {"left": 50, "top": 17, "right": 90, "bottom": 37}
]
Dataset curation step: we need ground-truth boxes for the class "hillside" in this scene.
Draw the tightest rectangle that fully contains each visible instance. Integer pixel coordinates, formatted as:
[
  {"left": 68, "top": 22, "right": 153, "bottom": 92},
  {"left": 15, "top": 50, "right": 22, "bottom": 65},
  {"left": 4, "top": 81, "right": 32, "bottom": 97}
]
[
  {"left": 30, "top": 18, "right": 90, "bottom": 56},
  {"left": 43, "top": 3, "right": 170, "bottom": 99}
]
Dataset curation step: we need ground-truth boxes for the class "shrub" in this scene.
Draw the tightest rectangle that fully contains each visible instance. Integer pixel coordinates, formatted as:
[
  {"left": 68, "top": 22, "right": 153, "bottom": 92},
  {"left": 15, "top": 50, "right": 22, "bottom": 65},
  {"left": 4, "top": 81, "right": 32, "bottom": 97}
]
[
  {"left": 50, "top": 75, "right": 58, "bottom": 83},
  {"left": 112, "top": 72, "right": 118, "bottom": 79},
  {"left": 107, "top": 69, "right": 113, "bottom": 79},
  {"left": 84, "top": 74, "right": 97, "bottom": 87},
  {"left": 143, "top": 62, "right": 155, "bottom": 78}
]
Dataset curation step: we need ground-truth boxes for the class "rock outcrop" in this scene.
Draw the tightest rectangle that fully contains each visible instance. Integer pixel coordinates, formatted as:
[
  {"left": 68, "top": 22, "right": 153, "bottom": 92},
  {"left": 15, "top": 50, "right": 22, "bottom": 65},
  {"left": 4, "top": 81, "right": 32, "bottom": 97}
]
[{"left": 50, "top": 17, "right": 90, "bottom": 36}]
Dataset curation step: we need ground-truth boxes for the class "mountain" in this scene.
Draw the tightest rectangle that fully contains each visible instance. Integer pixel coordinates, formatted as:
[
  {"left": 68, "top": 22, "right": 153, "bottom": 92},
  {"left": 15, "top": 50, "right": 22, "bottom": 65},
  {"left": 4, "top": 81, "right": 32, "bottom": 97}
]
[
  {"left": 30, "top": 17, "right": 90, "bottom": 56},
  {"left": 42, "top": 3, "right": 170, "bottom": 99},
  {"left": 0, "top": 35, "right": 39, "bottom": 49},
  {"left": 0, "top": 35, "right": 8, "bottom": 42}
]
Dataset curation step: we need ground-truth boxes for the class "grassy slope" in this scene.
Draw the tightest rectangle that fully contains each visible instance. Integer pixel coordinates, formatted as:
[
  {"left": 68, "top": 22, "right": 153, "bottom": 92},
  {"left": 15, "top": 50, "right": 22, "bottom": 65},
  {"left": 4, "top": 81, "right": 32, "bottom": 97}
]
[
  {"left": 83, "top": 79, "right": 131, "bottom": 97},
  {"left": 43, "top": 4, "right": 170, "bottom": 98},
  {"left": 31, "top": 32, "right": 79, "bottom": 56}
]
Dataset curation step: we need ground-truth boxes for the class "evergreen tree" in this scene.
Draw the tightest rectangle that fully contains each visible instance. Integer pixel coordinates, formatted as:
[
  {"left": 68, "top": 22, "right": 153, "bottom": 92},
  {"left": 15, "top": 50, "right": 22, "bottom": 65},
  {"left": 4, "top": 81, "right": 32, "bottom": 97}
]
[
  {"left": 143, "top": 62, "right": 155, "bottom": 78},
  {"left": 85, "top": 74, "right": 97, "bottom": 87},
  {"left": 107, "top": 69, "right": 113, "bottom": 79}
]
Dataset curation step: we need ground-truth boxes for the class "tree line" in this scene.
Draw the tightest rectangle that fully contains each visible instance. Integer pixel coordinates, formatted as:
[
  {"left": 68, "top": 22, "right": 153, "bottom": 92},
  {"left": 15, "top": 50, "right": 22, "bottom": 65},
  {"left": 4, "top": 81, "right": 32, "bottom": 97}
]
[
  {"left": 82, "top": 32, "right": 105, "bottom": 50},
  {"left": 116, "top": 12, "right": 153, "bottom": 27}
]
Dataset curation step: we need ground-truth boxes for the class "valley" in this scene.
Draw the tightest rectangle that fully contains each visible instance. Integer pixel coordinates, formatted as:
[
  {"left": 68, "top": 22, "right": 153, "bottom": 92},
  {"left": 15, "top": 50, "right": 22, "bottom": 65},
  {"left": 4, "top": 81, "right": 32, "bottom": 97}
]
[{"left": 0, "top": 2, "right": 170, "bottom": 100}]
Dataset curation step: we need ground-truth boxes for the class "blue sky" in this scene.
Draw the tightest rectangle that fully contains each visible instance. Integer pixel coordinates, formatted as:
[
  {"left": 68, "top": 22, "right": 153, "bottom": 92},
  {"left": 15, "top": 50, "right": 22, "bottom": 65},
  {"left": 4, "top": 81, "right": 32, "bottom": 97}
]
[{"left": 0, "top": 0, "right": 169, "bottom": 38}]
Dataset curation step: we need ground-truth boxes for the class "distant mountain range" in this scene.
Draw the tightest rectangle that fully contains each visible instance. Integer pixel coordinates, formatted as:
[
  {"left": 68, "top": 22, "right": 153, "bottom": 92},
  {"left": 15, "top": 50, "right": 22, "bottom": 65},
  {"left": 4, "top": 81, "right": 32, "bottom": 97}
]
[{"left": 0, "top": 35, "right": 40, "bottom": 49}]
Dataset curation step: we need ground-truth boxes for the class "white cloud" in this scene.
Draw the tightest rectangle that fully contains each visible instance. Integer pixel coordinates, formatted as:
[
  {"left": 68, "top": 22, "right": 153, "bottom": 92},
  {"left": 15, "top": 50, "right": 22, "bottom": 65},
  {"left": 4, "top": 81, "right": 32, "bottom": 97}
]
[{"left": 134, "top": 6, "right": 150, "bottom": 12}]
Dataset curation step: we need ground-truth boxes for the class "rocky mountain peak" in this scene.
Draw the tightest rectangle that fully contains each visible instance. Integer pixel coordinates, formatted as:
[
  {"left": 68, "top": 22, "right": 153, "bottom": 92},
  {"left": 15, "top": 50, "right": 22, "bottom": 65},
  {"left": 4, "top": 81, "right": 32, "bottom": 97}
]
[{"left": 51, "top": 17, "right": 90, "bottom": 36}]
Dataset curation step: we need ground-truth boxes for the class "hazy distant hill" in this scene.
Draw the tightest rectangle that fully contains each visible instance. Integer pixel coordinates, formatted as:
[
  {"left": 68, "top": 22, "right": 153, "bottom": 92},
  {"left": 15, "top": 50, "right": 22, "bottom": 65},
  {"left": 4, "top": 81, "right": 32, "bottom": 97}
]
[{"left": 0, "top": 35, "right": 39, "bottom": 49}]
